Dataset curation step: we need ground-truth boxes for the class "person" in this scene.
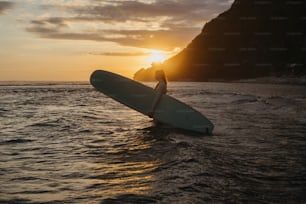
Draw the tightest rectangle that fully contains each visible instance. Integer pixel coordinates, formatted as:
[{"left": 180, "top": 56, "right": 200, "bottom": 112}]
[{"left": 148, "top": 70, "right": 167, "bottom": 118}]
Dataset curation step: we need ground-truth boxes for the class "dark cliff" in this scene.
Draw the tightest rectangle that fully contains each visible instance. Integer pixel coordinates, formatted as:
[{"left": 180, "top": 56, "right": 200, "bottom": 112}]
[{"left": 134, "top": 0, "right": 306, "bottom": 81}]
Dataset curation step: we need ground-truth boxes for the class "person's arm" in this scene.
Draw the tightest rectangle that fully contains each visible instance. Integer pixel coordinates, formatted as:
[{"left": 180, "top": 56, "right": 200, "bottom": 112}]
[
  {"left": 148, "top": 83, "right": 165, "bottom": 117},
  {"left": 150, "top": 89, "right": 163, "bottom": 114}
]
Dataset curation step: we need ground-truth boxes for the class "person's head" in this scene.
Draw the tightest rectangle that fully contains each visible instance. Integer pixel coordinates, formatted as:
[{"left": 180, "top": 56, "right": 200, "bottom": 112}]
[{"left": 155, "top": 70, "right": 167, "bottom": 83}]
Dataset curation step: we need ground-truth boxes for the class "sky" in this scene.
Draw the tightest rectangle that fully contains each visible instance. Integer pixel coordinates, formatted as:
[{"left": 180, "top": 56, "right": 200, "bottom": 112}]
[{"left": 0, "top": 0, "right": 233, "bottom": 81}]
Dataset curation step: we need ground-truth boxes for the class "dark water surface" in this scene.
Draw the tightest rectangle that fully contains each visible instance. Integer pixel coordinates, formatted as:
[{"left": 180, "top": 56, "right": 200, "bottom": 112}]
[{"left": 0, "top": 82, "right": 306, "bottom": 203}]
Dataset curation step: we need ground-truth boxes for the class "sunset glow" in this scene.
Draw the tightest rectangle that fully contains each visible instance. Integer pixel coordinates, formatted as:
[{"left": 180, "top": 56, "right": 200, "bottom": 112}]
[
  {"left": 0, "top": 1, "right": 232, "bottom": 81},
  {"left": 148, "top": 50, "right": 167, "bottom": 64}
]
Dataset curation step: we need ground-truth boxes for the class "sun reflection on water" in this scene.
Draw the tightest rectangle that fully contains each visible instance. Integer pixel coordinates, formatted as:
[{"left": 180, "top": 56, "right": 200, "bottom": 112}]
[{"left": 85, "top": 160, "right": 160, "bottom": 198}]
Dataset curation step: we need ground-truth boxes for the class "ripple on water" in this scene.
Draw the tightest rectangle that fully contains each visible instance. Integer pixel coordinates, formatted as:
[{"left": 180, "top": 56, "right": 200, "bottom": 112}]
[{"left": 0, "top": 83, "right": 305, "bottom": 203}]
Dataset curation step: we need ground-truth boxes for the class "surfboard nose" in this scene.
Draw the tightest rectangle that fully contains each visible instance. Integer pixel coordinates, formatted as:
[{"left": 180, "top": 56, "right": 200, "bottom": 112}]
[{"left": 90, "top": 70, "right": 102, "bottom": 86}]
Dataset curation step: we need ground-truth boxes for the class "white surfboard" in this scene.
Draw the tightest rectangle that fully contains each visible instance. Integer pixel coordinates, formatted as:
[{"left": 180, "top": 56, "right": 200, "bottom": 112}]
[{"left": 90, "top": 70, "right": 214, "bottom": 134}]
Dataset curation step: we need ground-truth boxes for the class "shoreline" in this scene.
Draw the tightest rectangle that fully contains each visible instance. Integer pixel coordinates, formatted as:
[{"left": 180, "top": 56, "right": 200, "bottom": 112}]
[
  {"left": 233, "top": 76, "right": 306, "bottom": 85},
  {"left": 1, "top": 76, "right": 306, "bottom": 86}
]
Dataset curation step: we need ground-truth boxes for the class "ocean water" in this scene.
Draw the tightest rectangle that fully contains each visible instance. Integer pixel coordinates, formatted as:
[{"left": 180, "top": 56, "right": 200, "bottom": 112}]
[{"left": 0, "top": 82, "right": 306, "bottom": 203}]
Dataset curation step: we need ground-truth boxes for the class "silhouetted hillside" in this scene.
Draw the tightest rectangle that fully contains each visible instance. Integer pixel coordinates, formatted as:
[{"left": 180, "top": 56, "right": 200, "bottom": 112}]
[{"left": 134, "top": 0, "right": 306, "bottom": 81}]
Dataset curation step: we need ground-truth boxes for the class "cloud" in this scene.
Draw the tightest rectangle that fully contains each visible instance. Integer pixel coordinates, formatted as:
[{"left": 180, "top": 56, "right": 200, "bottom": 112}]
[
  {"left": 25, "top": 0, "right": 232, "bottom": 50},
  {"left": 88, "top": 51, "right": 150, "bottom": 56},
  {"left": 0, "top": 1, "right": 14, "bottom": 15}
]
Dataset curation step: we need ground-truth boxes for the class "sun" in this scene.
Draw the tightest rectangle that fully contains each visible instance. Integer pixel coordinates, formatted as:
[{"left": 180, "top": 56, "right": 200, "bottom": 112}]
[{"left": 148, "top": 50, "right": 167, "bottom": 64}]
